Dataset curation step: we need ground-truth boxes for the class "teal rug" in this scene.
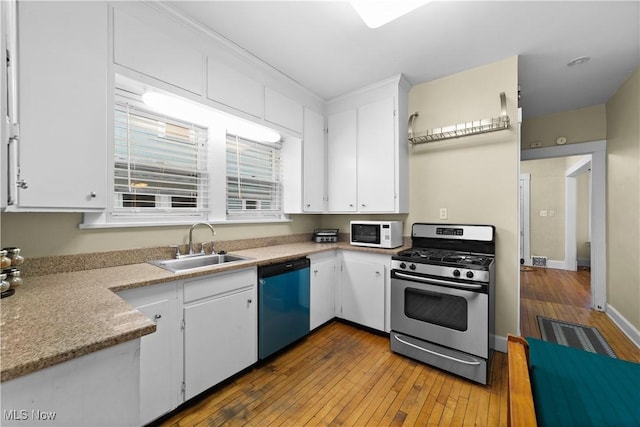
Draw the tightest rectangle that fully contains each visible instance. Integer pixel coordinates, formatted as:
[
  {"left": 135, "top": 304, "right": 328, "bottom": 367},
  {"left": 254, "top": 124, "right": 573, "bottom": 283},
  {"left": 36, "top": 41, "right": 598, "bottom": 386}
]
[{"left": 537, "top": 316, "right": 617, "bottom": 358}]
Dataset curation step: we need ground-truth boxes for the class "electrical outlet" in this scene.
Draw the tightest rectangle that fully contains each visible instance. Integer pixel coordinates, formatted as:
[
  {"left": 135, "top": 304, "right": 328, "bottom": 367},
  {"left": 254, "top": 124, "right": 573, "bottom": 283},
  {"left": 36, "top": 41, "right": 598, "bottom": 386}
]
[
  {"left": 549, "top": 210, "right": 555, "bottom": 217},
  {"left": 439, "top": 208, "right": 448, "bottom": 220},
  {"left": 540, "top": 210, "right": 548, "bottom": 217}
]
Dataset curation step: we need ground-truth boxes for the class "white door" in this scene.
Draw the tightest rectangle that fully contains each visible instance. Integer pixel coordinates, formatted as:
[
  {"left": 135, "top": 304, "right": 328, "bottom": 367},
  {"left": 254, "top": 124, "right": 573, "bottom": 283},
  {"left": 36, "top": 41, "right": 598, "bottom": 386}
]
[
  {"left": 519, "top": 174, "right": 531, "bottom": 265},
  {"left": 136, "top": 299, "right": 175, "bottom": 425},
  {"left": 357, "top": 97, "right": 396, "bottom": 212},
  {"left": 17, "top": 2, "right": 107, "bottom": 209},
  {"left": 303, "top": 108, "right": 326, "bottom": 212},
  {"left": 183, "top": 289, "right": 256, "bottom": 400},
  {"left": 327, "top": 109, "right": 357, "bottom": 212},
  {"left": 340, "top": 259, "right": 385, "bottom": 331},
  {"left": 310, "top": 258, "right": 336, "bottom": 330}
]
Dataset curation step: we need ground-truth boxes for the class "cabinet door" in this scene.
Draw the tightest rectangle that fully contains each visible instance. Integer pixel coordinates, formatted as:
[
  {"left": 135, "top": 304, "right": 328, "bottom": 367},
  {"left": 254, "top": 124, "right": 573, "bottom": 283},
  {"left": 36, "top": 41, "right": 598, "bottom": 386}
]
[
  {"left": 310, "top": 258, "right": 336, "bottom": 330},
  {"left": 184, "top": 288, "right": 257, "bottom": 400},
  {"left": 264, "top": 88, "right": 303, "bottom": 133},
  {"left": 17, "top": 2, "right": 107, "bottom": 209},
  {"left": 340, "top": 259, "right": 385, "bottom": 331},
  {"left": 207, "top": 57, "right": 264, "bottom": 118},
  {"left": 117, "top": 281, "right": 182, "bottom": 425},
  {"left": 327, "top": 109, "right": 357, "bottom": 212},
  {"left": 113, "top": 10, "right": 203, "bottom": 95},
  {"left": 357, "top": 97, "right": 396, "bottom": 212},
  {"left": 303, "top": 108, "right": 326, "bottom": 212},
  {"left": 136, "top": 299, "right": 175, "bottom": 425}
]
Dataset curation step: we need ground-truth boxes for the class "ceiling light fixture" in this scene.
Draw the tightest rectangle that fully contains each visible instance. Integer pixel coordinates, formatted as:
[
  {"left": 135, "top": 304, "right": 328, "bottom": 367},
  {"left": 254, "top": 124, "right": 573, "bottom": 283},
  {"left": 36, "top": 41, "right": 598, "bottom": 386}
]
[
  {"left": 142, "top": 91, "right": 281, "bottom": 143},
  {"left": 567, "top": 56, "right": 590, "bottom": 67},
  {"left": 350, "top": 0, "right": 432, "bottom": 29}
]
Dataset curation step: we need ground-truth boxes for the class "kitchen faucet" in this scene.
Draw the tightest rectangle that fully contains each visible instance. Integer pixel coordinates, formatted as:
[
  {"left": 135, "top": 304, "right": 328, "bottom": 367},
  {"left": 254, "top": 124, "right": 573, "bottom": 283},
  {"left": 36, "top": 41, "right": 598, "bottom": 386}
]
[{"left": 188, "top": 222, "right": 216, "bottom": 255}]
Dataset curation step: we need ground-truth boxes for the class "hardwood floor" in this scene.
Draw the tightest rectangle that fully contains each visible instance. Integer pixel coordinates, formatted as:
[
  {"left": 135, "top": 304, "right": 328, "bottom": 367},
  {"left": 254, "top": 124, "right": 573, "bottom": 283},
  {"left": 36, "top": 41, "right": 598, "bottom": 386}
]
[
  {"left": 160, "top": 267, "right": 639, "bottom": 427},
  {"left": 520, "top": 266, "right": 640, "bottom": 363},
  {"left": 160, "top": 322, "right": 509, "bottom": 427}
]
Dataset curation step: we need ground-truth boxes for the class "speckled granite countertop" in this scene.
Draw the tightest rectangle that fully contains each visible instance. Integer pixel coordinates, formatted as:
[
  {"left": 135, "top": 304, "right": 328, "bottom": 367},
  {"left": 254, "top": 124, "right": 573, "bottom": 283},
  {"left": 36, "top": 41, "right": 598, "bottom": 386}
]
[{"left": 0, "top": 241, "right": 408, "bottom": 382}]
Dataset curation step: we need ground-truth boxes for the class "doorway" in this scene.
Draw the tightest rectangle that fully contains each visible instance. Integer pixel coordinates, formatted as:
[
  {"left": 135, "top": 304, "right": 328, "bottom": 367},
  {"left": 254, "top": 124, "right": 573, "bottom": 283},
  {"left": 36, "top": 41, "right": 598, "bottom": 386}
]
[{"left": 520, "top": 140, "right": 606, "bottom": 311}]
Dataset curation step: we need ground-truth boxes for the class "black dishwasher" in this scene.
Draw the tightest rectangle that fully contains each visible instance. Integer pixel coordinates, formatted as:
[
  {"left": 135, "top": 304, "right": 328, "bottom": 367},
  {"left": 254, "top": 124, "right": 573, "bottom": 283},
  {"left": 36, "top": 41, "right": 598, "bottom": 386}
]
[{"left": 258, "top": 257, "right": 310, "bottom": 359}]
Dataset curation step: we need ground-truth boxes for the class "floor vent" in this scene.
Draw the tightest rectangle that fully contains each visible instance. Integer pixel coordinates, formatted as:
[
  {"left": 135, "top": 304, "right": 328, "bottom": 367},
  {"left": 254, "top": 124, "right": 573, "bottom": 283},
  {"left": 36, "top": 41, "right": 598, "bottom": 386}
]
[{"left": 532, "top": 256, "right": 548, "bottom": 267}]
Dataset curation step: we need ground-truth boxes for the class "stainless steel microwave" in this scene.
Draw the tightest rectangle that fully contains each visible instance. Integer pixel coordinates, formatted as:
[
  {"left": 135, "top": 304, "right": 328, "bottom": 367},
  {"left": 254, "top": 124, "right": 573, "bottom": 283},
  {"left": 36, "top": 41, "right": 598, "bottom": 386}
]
[{"left": 350, "top": 221, "right": 403, "bottom": 249}]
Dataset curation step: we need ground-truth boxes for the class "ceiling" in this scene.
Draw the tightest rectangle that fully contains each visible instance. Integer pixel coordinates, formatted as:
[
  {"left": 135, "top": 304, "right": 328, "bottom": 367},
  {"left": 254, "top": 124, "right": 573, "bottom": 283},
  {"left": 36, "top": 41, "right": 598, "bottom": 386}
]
[{"left": 166, "top": 1, "right": 639, "bottom": 119}]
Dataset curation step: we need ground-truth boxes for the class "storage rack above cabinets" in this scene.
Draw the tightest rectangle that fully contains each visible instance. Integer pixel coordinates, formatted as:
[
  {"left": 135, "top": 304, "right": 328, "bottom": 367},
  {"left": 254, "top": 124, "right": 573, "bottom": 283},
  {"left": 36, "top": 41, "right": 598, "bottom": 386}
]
[{"left": 408, "top": 93, "right": 510, "bottom": 145}]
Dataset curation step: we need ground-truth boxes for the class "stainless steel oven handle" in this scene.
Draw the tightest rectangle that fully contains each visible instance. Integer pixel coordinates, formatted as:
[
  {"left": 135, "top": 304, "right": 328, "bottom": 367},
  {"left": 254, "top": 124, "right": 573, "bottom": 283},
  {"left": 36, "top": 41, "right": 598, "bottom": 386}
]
[
  {"left": 394, "top": 272, "right": 483, "bottom": 290},
  {"left": 393, "top": 334, "right": 481, "bottom": 366}
]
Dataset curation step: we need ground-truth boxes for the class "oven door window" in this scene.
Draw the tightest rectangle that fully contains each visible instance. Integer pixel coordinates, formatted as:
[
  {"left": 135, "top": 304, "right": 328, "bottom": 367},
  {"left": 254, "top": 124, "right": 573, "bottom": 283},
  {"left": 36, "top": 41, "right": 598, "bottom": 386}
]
[{"left": 404, "top": 287, "right": 468, "bottom": 331}]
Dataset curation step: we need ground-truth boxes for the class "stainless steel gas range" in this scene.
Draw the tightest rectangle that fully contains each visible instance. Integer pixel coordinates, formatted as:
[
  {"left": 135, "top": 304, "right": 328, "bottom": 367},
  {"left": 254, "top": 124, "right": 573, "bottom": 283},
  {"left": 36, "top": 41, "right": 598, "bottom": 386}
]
[{"left": 390, "top": 223, "right": 496, "bottom": 384}]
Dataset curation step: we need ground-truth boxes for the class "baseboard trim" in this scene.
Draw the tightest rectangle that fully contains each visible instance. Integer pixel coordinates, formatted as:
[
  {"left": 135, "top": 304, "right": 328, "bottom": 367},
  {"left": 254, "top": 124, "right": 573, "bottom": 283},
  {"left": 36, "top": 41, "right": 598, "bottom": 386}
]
[
  {"left": 606, "top": 304, "right": 640, "bottom": 349},
  {"left": 546, "top": 259, "right": 568, "bottom": 270},
  {"left": 492, "top": 334, "right": 507, "bottom": 353}
]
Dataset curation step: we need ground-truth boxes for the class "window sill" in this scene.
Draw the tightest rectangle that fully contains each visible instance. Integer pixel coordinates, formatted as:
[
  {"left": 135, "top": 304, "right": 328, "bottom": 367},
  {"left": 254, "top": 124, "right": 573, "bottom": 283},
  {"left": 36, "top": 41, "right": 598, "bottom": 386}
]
[{"left": 79, "top": 214, "right": 293, "bottom": 229}]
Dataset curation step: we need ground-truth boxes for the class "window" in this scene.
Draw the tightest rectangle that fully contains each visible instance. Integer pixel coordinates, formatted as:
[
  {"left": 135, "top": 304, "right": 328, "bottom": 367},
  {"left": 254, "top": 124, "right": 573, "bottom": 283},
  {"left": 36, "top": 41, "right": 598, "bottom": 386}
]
[
  {"left": 226, "top": 134, "right": 282, "bottom": 219},
  {"left": 113, "top": 97, "right": 209, "bottom": 217}
]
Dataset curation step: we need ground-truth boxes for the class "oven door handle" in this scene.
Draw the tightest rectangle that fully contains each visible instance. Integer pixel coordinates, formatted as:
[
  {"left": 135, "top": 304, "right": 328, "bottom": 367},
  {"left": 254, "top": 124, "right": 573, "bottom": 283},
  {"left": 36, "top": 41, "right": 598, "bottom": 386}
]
[
  {"left": 394, "top": 272, "right": 483, "bottom": 290},
  {"left": 393, "top": 334, "right": 482, "bottom": 366}
]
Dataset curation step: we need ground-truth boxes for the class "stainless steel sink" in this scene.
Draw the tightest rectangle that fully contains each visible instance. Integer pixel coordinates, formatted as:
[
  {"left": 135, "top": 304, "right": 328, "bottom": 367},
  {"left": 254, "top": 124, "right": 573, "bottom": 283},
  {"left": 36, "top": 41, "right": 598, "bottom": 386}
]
[{"left": 149, "top": 253, "right": 252, "bottom": 273}]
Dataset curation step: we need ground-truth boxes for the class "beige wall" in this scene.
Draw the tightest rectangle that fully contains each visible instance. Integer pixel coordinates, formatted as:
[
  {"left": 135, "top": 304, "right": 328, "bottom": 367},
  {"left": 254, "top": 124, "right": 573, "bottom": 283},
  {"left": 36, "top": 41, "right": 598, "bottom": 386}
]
[
  {"left": 409, "top": 57, "right": 520, "bottom": 339},
  {"left": 606, "top": 66, "right": 640, "bottom": 330},
  {"left": 521, "top": 157, "right": 567, "bottom": 261},
  {"left": 521, "top": 104, "right": 606, "bottom": 149},
  {"left": 0, "top": 213, "right": 320, "bottom": 258}
]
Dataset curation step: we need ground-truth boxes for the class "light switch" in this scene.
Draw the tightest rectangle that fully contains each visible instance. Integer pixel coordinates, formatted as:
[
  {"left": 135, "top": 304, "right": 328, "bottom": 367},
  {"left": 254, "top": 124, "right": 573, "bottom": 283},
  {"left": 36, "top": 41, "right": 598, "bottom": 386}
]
[
  {"left": 439, "top": 208, "right": 448, "bottom": 220},
  {"left": 540, "top": 210, "right": 548, "bottom": 217},
  {"left": 549, "top": 210, "right": 555, "bottom": 217}
]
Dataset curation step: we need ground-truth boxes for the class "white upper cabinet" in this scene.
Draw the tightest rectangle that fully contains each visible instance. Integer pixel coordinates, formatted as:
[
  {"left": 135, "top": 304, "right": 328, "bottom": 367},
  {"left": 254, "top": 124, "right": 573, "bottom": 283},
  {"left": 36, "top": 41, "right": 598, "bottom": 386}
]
[
  {"left": 113, "top": 9, "right": 204, "bottom": 95},
  {"left": 327, "top": 109, "right": 358, "bottom": 212},
  {"left": 326, "top": 75, "right": 410, "bottom": 214},
  {"left": 265, "top": 88, "right": 304, "bottom": 134},
  {"left": 303, "top": 108, "right": 327, "bottom": 212},
  {"left": 207, "top": 58, "right": 264, "bottom": 118},
  {"left": 357, "top": 97, "right": 396, "bottom": 212},
  {"left": 15, "top": 1, "right": 108, "bottom": 210}
]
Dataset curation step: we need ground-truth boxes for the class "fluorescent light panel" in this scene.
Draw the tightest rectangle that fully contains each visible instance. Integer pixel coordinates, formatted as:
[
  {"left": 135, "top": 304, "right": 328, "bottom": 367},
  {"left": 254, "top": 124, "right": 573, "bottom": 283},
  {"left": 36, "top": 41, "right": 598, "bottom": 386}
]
[
  {"left": 350, "top": 0, "right": 432, "bottom": 29},
  {"left": 142, "top": 91, "right": 281, "bottom": 144}
]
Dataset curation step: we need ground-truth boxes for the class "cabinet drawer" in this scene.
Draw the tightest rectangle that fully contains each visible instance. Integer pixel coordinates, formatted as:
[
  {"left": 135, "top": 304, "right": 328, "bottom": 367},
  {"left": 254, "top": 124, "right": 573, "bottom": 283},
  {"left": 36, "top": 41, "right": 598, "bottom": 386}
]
[{"left": 183, "top": 268, "right": 256, "bottom": 303}]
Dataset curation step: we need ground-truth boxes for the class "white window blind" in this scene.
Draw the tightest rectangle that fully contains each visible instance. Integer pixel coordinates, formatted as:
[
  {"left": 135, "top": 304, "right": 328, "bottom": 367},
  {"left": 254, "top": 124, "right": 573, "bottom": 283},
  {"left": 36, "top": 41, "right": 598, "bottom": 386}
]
[
  {"left": 114, "top": 96, "right": 209, "bottom": 215},
  {"left": 226, "top": 134, "right": 282, "bottom": 218}
]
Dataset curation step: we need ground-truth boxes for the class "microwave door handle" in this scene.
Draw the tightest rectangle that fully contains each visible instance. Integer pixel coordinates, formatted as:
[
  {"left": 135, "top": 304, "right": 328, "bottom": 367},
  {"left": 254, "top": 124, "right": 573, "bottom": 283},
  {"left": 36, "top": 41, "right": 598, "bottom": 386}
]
[
  {"left": 394, "top": 272, "right": 483, "bottom": 290},
  {"left": 393, "top": 334, "right": 481, "bottom": 366}
]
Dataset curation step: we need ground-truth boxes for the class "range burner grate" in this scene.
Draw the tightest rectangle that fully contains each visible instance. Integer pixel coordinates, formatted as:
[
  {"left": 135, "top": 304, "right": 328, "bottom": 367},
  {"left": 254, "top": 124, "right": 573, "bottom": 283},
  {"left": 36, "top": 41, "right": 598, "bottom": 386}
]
[{"left": 397, "top": 249, "right": 493, "bottom": 267}]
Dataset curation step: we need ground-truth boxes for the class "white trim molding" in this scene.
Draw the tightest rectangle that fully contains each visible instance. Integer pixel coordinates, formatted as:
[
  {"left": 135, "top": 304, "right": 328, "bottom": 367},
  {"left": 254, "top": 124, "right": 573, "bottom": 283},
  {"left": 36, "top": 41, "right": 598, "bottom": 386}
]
[
  {"left": 521, "top": 140, "right": 606, "bottom": 311},
  {"left": 606, "top": 304, "right": 640, "bottom": 350}
]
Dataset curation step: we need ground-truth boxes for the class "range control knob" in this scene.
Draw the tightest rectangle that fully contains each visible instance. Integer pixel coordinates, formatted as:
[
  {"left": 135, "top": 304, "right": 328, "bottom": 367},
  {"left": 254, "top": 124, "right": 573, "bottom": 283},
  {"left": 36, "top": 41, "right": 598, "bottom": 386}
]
[
  {"left": 399, "top": 262, "right": 407, "bottom": 269},
  {"left": 466, "top": 271, "right": 475, "bottom": 279},
  {"left": 409, "top": 264, "right": 417, "bottom": 271},
  {"left": 453, "top": 269, "right": 461, "bottom": 278}
]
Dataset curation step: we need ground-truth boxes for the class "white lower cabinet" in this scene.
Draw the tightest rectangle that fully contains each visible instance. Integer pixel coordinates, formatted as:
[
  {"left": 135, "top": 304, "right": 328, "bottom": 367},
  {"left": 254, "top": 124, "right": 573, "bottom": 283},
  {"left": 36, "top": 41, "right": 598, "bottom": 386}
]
[
  {"left": 1, "top": 340, "right": 140, "bottom": 427},
  {"left": 309, "top": 252, "right": 337, "bottom": 330},
  {"left": 338, "top": 251, "right": 389, "bottom": 332},
  {"left": 117, "top": 281, "right": 182, "bottom": 426},
  {"left": 118, "top": 268, "right": 257, "bottom": 424},
  {"left": 183, "top": 268, "right": 257, "bottom": 400}
]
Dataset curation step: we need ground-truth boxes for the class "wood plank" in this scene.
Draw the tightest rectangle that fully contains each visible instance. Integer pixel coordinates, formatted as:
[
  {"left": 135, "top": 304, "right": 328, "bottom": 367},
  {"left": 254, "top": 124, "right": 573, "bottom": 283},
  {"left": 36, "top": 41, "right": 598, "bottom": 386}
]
[{"left": 507, "top": 335, "right": 537, "bottom": 427}]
